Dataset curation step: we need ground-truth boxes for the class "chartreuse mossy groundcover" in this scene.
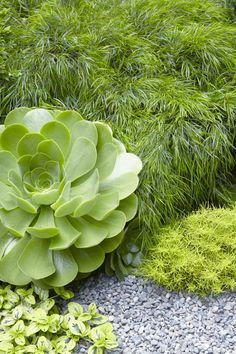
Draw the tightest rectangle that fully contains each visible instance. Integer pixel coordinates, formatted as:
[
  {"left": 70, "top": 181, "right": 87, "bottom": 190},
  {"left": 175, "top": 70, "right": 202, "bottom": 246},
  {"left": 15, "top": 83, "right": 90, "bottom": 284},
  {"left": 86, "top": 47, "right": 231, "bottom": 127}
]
[
  {"left": 138, "top": 205, "right": 236, "bottom": 297},
  {"left": 0, "top": 107, "right": 142, "bottom": 287}
]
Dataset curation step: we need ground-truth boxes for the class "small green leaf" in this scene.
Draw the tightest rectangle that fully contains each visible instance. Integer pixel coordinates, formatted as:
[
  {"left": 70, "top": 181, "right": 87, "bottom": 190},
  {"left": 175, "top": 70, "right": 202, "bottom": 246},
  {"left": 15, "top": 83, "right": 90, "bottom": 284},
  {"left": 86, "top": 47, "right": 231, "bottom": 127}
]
[
  {"left": 53, "top": 287, "right": 74, "bottom": 300},
  {"left": 15, "top": 334, "right": 25, "bottom": 346},
  {"left": 68, "top": 320, "right": 87, "bottom": 336},
  {"left": 25, "top": 322, "right": 40, "bottom": 336},
  {"left": 31, "top": 284, "right": 49, "bottom": 301},
  {"left": 37, "top": 336, "right": 53, "bottom": 350},
  {"left": 88, "top": 346, "right": 104, "bottom": 354},
  {"left": 1, "top": 315, "right": 16, "bottom": 326},
  {"left": 67, "top": 302, "right": 83, "bottom": 317}
]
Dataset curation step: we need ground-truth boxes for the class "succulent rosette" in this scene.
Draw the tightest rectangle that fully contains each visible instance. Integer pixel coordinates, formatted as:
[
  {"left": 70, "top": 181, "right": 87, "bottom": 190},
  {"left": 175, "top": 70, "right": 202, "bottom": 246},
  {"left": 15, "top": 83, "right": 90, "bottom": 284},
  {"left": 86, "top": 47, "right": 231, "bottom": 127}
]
[{"left": 0, "top": 108, "right": 142, "bottom": 287}]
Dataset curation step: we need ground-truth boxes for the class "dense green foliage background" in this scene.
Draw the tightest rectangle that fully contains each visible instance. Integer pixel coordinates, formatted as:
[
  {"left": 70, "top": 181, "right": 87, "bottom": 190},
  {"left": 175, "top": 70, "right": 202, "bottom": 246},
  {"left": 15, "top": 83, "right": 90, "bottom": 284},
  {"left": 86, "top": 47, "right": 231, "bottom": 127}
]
[{"left": 0, "top": 0, "right": 236, "bottom": 248}]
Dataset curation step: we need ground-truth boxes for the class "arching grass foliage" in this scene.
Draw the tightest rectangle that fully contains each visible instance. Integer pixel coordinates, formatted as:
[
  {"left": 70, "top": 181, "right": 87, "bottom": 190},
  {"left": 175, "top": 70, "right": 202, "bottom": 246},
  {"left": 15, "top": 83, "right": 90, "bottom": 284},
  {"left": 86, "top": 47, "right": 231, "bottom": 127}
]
[{"left": 0, "top": 0, "right": 236, "bottom": 247}]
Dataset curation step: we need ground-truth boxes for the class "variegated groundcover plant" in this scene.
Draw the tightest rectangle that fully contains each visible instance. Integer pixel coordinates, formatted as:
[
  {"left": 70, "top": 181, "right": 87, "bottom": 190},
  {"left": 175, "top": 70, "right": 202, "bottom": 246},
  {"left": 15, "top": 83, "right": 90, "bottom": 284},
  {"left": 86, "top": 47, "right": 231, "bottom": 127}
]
[{"left": 0, "top": 108, "right": 142, "bottom": 287}]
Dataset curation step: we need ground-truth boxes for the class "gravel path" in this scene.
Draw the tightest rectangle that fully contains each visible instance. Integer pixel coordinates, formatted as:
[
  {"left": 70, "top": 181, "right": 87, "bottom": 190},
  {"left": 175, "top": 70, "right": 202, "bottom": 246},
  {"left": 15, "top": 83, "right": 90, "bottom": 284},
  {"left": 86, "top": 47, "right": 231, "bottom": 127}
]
[{"left": 61, "top": 273, "right": 236, "bottom": 354}]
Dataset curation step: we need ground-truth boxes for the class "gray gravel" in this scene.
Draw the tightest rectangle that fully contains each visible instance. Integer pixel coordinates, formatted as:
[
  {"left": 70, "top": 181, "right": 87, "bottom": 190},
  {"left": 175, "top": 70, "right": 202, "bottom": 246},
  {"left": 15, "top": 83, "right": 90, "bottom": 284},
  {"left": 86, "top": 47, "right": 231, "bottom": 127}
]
[{"left": 61, "top": 273, "right": 236, "bottom": 354}]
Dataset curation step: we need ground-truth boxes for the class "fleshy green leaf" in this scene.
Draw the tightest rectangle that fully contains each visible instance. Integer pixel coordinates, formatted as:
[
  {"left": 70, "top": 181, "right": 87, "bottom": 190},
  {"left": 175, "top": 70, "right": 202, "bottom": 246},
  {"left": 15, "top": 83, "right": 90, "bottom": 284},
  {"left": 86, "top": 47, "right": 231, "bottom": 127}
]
[
  {"left": 73, "top": 218, "right": 108, "bottom": 248},
  {"left": 18, "top": 238, "right": 55, "bottom": 279},
  {"left": 4, "top": 107, "right": 31, "bottom": 126},
  {"left": 0, "top": 234, "right": 14, "bottom": 258},
  {"left": 44, "top": 249, "right": 78, "bottom": 287},
  {"left": 87, "top": 192, "right": 119, "bottom": 220},
  {"left": 37, "top": 139, "right": 64, "bottom": 165},
  {"left": 107, "top": 152, "right": 142, "bottom": 178},
  {"left": 22, "top": 109, "right": 53, "bottom": 132},
  {"left": 70, "top": 169, "right": 99, "bottom": 199},
  {"left": 0, "top": 124, "right": 28, "bottom": 156},
  {"left": 0, "top": 208, "right": 35, "bottom": 237},
  {"left": 54, "top": 196, "right": 83, "bottom": 218},
  {"left": 118, "top": 194, "right": 138, "bottom": 221},
  {"left": 56, "top": 110, "right": 83, "bottom": 131},
  {"left": 101, "top": 232, "right": 124, "bottom": 253},
  {"left": 0, "top": 181, "right": 18, "bottom": 210},
  {"left": 32, "top": 189, "right": 60, "bottom": 206},
  {"left": 100, "top": 172, "right": 139, "bottom": 200},
  {"left": 71, "top": 121, "right": 98, "bottom": 145},
  {"left": 95, "top": 143, "right": 118, "bottom": 180},
  {"left": 40, "top": 120, "right": 71, "bottom": 156},
  {"left": 27, "top": 207, "right": 58, "bottom": 238},
  {"left": 45, "top": 161, "right": 60, "bottom": 180},
  {"left": 30, "top": 152, "right": 51, "bottom": 170},
  {"left": 17, "top": 133, "right": 45, "bottom": 156},
  {"left": 95, "top": 122, "right": 113, "bottom": 150},
  {"left": 15, "top": 195, "right": 38, "bottom": 214},
  {"left": 71, "top": 245, "right": 105, "bottom": 273},
  {"left": 0, "top": 236, "right": 31, "bottom": 285},
  {"left": 65, "top": 137, "right": 97, "bottom": 182},
  {"left": 18, "top": 155, "right": 32, "bottom": 175},
  {"left": 100, "top": 211, "right": 126, "bottom": 238},
  {"left": 0, "top": 151, "right": 19, "bottom": 183},
  {"left": 73, "top": 196, "right": 97, "bottom": 218},
  {"left": 51, "top": 180, "right": 71, "bottom": 210},
  {"left": 50, "top": 217, "right": 81, "bottom": 250}
]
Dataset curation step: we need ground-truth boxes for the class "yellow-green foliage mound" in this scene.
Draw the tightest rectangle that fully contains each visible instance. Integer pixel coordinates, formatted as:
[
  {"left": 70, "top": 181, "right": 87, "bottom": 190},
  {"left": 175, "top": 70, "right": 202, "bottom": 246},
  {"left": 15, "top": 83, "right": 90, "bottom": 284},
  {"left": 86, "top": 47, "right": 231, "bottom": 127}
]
[{"left": 139, "top": 206, "right": 236, "bottom": 296}]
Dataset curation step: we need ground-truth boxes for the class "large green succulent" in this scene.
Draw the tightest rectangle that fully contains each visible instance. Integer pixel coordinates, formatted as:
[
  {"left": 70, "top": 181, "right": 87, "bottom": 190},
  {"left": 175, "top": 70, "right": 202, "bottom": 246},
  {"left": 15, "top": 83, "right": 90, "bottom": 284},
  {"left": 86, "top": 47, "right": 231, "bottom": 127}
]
[{"left": 0, "top": 108, "right": 142, "bottom": 287}]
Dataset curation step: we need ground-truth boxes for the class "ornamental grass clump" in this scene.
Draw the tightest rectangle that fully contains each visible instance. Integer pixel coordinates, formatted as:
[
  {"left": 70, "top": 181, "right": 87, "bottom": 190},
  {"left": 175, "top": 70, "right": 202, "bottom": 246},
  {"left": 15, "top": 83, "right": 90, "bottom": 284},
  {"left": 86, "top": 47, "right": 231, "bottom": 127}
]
[
  {"left": 0, "top": 0, "right": 236, "bottom": 249},
  {"left": 138, "top": 206, "right": 236, "bottom": 296},
  {"left": 0, "top": 107, "right": 142, "bottom": 287}
]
